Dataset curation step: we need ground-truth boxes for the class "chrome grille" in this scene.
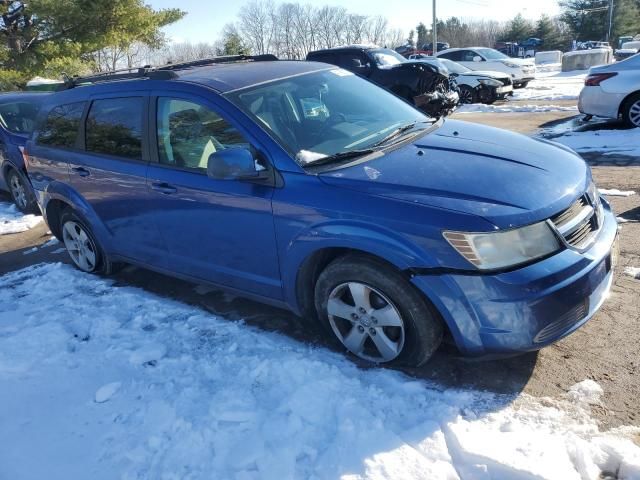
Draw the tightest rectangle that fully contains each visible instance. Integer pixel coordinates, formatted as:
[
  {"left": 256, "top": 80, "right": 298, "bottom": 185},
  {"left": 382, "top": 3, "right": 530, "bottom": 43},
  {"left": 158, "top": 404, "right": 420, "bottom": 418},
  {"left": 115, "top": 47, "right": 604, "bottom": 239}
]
[{"left": 549, "top": 191, "right": 601, "bottom": 250}]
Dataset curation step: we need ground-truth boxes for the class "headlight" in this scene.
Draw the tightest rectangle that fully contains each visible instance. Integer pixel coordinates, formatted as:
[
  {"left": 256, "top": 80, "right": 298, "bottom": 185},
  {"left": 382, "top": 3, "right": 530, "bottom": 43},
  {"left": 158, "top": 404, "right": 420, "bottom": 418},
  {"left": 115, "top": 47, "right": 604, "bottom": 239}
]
[
  {"left": 443, "top": 222, "right": 561, "bottom": 270},
  {"left": 503, "top": 62, "right": 521, "bottom": 69},
  {"left": 478, "top": 78, "right": 503, "bottom": 87}
]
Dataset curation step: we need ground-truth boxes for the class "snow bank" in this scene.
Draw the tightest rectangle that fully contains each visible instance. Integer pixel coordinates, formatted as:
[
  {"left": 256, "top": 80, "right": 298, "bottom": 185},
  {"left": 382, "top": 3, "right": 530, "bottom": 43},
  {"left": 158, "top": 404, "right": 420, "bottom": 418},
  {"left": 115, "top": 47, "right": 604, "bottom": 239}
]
[
  {"left": 1, "top": 263, "right": 639, "bottom": 480},
  {"left": 0, "top": 200, "right": 42, "bottom": 235},
  {"left": 457, "top": 103, "right": 577, "bottom": 113},
  {"left": 553, "top": 128, "right": 640, "bottom": 158}
]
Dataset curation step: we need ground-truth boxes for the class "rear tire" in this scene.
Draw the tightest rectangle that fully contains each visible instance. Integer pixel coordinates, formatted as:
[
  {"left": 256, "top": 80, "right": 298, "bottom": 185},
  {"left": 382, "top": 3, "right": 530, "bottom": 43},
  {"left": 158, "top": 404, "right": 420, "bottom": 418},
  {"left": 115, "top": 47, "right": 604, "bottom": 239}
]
[
  {"left": 6, "top": 168, "right": 37, "bottom": 214},
  {"left": 60, "top": 209, "right": 116, "bottom": 275},
  {"left": 621, "top": 93, "right": 640, "bottom": 128},
  {"left": 314, "top": 254, "right": 443, "bottom": 367}
]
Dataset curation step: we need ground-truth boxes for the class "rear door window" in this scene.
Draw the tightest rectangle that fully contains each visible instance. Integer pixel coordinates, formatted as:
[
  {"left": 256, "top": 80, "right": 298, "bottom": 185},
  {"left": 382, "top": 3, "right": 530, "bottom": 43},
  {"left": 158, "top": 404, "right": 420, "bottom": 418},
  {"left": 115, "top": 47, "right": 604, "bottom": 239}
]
[
  {"left": 85, "top": 97, "right": 144, "bottom": 160},
  {"left": 0, "top": 100, "right": 42, "bottom": 135},
  {"left": 38, "top": 102, "right": 86, "bottom": 148},
  {"left": 439, "top": 50, "right": 463, "bottom": 61}
]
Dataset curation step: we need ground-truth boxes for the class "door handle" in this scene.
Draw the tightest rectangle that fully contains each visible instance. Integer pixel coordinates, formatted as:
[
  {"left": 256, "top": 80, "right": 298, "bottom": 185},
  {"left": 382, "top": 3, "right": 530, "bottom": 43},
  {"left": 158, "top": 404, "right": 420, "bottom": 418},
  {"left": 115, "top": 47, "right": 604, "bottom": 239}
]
[
  {"left": 151, "top": 182, "right": 177, "bottom": 194},
  {"left": 71, "top": 166, "right": 90, "bottom": 177}
]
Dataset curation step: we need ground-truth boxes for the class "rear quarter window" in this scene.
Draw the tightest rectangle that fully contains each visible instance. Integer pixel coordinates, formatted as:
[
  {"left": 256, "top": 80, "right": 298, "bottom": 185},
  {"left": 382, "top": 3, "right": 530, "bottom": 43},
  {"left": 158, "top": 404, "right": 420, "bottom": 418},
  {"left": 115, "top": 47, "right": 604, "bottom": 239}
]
[
  {"left": 38, "top": 102, "right": 86, "bottom": 148},
  {"left": 0, "top": 100, "right": 42, "bottom": 135}
]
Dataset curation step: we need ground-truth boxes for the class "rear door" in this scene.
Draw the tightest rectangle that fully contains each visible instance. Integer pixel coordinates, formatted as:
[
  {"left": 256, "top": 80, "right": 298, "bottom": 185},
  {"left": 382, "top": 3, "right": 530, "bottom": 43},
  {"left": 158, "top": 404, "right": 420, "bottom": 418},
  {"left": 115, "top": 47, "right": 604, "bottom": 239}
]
[
  {"left": 145, "top": 92, "right": 282, "bottom": 299},
  {"left": 67, "top": 93, "right": 167, "bottom": 266}
]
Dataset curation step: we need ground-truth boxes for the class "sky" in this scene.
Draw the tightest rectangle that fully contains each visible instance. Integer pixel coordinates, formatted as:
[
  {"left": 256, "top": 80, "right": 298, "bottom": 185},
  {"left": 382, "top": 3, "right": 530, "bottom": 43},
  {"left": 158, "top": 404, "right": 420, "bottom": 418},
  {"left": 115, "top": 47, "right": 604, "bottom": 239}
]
[{"left": 149, "top": 0, "right": 562, "bottom": 44}]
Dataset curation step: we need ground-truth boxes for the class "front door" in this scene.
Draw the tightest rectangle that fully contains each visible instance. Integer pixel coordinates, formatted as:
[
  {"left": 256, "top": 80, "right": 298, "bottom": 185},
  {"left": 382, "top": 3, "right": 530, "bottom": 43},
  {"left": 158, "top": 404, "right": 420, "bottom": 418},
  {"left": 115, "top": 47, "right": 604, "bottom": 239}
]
[{"left": 145, "top": 94, "right": 282, "bottom": 299}]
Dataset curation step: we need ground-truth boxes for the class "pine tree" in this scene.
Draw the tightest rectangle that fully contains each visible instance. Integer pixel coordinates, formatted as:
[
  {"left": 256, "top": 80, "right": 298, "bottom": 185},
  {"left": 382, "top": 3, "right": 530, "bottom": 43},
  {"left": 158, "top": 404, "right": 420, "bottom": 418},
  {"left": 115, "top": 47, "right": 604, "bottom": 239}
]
[
  {"left": 560, "top": 0, "right": 609, "bottom": 41},
  {"left": 536, "top": 14, "right": 570, "bottom": 50},
  {"left": 416, "top": 22, "right": 428, "bottom": 48},
  {"left": 612, "top": 0, "right": 640, "bottom": 39},
  {"left": 503, "top": 13, "right": 536, "bottom": 41}
]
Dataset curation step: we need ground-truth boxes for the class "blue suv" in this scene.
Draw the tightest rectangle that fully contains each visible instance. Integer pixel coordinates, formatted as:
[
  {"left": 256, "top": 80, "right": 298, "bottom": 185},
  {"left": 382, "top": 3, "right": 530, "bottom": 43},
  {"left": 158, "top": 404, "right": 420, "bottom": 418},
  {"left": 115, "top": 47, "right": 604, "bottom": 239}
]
[{"left": 26, "top": 56, "right": 618, "bottom": 367}]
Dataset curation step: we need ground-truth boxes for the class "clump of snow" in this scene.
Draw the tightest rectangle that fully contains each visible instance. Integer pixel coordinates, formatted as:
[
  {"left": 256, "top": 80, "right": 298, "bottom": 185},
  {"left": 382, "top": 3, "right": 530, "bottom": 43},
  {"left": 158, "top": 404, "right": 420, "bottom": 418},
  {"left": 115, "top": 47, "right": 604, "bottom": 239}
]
[
  {"left": 95, "top": 382, "right": 121, "bottom": 403},
  {"left": 0, "top": 200, "right": 42, "bottom": 235},
  {"left": 624, "top": 267, "right": 640, "bottom": 279},
  {"left": 617, "top": 217, "right": 631, "bottom": 223},
  {"left": 42, "top": 237, "right": 59, "bottom": 247},
  {"left": 1, "top": 263, "right": 639, "bottom": 479},
  {"left": 599, "top": 189, "right": 636, "bottom": 197},
  {"left": 553, "top": 128, "right": 640, "bottom": 158},
  {"left": 567, "top": 380, "right": 604, "bottom": 405},
  {"left": 457, "top": 103, "right": 577, "bottom": 113},
  {"left": 296, "top": 149, "right": 327, "bottom": 165}
]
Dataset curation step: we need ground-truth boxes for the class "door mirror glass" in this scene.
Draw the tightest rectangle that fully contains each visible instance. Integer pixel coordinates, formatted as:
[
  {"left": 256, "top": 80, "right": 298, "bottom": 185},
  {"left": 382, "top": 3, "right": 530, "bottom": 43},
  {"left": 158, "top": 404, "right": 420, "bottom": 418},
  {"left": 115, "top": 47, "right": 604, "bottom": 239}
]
[
  {"left": 207, "top": 147, "right": 262, "bottom": 180},
  {"left": 473, "top": 56, "right": 483, "bottom": 62}
]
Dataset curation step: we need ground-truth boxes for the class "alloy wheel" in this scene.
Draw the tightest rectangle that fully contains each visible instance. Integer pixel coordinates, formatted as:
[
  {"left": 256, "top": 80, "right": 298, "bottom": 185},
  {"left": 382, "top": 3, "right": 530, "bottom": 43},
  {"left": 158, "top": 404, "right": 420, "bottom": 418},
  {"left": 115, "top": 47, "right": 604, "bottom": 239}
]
[
  {"left": 458, "top": 88, "right": 474, "bottom": 104},
  {"left": 327, "top": 282, "right": 405, "bottom": 363},
  {"left": 62, "top": 221, "right": 98, "bottom": 272},
  {"left": 9, "top": 173, "right": 27, "bottom": 210},
  {"left": 629, "top": 100, "right": 640, "bottom": 127}
]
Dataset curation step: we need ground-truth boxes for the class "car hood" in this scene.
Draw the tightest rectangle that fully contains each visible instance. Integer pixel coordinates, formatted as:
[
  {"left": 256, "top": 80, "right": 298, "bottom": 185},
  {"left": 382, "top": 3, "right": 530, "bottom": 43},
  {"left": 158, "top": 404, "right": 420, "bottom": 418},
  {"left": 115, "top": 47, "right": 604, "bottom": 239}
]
[{"left": 318, "top": 120, "right": 589, "bottom": 229}]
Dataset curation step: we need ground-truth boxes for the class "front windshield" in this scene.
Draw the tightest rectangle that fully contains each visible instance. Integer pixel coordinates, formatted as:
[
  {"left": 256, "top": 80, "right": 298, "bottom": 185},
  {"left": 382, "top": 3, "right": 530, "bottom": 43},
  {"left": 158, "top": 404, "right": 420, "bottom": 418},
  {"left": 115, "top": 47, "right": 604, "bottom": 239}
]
[
  {"left": 439, "top": 59, "right": 470, "bottom": 74},
  {"left": 475, "top": 48, "right": 509, "bottom": 60},
  {"left": 369, "top": 49, "right": 406, "bottom": 67},
  {"left": 226, "top": 68, "right": 431, "bottom": 165}
]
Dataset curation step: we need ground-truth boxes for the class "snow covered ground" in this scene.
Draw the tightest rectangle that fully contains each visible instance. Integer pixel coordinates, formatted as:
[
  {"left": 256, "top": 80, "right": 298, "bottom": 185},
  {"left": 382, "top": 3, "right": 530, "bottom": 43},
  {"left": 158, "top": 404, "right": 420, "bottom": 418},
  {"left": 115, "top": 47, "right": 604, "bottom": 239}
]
[
  {"left": 512, "top": 70, "right": 586, "bottom": 101},
  {"left": 1, "top": 263, "right": 639, "bottom": 480},
  {"left": 0, "top": 199, "right": 42, "bottom": 235},
  {"left": 552, "top": 127, "right": 640, "bottom": 157},
  {"left": 457, "top": 103, "right": 577, "bottom": 114}
]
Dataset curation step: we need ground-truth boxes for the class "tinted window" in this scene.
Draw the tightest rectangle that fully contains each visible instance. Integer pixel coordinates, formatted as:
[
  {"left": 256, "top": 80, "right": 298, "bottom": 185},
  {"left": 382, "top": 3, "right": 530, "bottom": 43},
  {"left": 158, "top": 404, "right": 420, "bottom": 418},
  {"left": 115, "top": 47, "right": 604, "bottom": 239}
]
[
  {"left": 0, "top": 99, "right": 43, "bottom": 134},
  {"left": 459, "top": 50, "right": 479, "bottom": 62},
  {"left": 38, "top": 102, "right": 85, "bottom": 148},
  {"left": 157, "top": 98, "right": 250, "bottom": 172},
  {"left": 337, "top": 52, "right": 369, "bottom": 69},
  {"left": 86, "top": 97, "right": 143, "bottom": 159},
  {"left": 308, "top": 52, "right": 337, "bottom": 65}
]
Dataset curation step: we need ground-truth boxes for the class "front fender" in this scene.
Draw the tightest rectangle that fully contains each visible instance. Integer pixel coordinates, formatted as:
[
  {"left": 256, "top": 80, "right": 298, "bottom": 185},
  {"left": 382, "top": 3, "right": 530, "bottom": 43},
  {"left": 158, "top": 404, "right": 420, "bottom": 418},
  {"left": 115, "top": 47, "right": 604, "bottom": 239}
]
[
  {"left": 41, "top": 181, "right": 114, "bottom": 253},
  {"left": 280, "top": 219, "right": 439, "bottom": 312}
]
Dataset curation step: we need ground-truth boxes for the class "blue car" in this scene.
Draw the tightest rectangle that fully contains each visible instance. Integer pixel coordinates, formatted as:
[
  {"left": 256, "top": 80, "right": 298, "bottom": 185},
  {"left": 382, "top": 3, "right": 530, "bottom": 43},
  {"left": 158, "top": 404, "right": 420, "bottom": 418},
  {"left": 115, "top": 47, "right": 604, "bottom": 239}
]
[
  {"left": 0, "top": 92, "right": 50, "bottom": 212},
  {"left": 25, "top": 56, "right": 618, "bottom": 367}
]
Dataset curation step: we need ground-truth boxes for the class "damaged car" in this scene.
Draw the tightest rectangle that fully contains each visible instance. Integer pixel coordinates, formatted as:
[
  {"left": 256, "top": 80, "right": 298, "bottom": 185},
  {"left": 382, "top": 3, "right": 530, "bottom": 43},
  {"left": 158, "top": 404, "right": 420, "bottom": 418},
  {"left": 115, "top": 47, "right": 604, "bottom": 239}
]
[{"left": 306, "top": 45, "right": 459, "bottom": 118}]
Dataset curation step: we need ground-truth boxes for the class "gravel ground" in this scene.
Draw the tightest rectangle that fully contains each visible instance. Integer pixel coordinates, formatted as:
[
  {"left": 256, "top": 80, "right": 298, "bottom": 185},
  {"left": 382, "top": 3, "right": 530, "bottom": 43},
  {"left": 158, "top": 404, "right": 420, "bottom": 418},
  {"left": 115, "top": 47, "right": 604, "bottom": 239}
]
[{"left": 1, "top": 105, "right": 639, "bottom": 431}]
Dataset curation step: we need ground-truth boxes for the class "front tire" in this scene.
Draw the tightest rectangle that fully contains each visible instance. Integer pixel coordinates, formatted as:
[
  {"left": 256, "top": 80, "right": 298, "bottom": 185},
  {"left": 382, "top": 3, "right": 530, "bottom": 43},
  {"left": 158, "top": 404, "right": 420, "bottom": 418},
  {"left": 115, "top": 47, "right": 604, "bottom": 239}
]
[
  {"left": 458, "top": 85, "right": 478, "bottom": 104},
  {"left": 622, "top": 93, "right": 640, "bottom": 128},
  {"left": 314, "top": 254, "right": 443, "bottom": 367},
  {"left": 60, "top": 210, "right": 114, "bottom": 275},
  {"left": 7, "top": 169, "right": 37, "bottom": 214}
]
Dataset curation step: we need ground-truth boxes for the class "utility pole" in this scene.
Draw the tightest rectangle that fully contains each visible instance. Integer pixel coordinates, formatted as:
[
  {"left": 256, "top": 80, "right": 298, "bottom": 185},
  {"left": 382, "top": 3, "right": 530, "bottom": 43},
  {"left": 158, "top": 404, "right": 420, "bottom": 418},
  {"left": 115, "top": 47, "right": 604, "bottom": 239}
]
[
  {"left": 432, "top": 0, "right": 437, "bottom": 53},
  {"left": 607, "top": 0, "right": 614, "bottom": 43}
]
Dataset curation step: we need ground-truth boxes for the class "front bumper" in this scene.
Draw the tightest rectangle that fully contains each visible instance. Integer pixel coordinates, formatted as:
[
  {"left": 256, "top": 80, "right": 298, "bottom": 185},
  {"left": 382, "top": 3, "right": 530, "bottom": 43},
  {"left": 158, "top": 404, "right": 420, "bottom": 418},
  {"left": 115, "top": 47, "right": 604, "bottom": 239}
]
[{"left": 411, "top": 198, "right": 618, "bottom": 355}]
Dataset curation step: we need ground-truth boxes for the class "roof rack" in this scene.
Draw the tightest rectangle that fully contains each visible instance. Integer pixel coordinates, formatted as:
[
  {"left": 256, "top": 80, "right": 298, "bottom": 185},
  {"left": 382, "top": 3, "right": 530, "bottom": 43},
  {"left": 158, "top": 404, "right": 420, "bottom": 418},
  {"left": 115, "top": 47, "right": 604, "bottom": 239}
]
[
  {"left": 58, "top": 54, "right": 279, "bottom": 90},
  {"left": 156, "top": 54, "right": 278, "bottom": 71}
]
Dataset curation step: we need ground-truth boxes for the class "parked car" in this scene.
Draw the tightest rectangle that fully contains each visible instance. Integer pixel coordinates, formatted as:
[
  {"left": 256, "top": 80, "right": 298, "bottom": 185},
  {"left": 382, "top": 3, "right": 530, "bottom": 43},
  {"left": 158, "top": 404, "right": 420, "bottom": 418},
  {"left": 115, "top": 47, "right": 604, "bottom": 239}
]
[
  {"left": 436, "top": 47, "right": 536, "bottom": 88},
  {"left": 306, "top": 45, "right": 459, "bottom": 118},
  {"left": 421, "top": 42, "right": 450, "bottom": 54},
  {"left": 0, "top": 92, "right": 50, "bottom": 212},
  {"left": 26, "top": 56, "right": 617, "bottom": 367},
  {"left": 411, "top": 56, "right": 513, "bottom": 104},
  {"left": 614, "top": 41, "right": 640, "bottom": 61},
  {"left": 579, "top": 53, "right": 640, "bottom": 127}
]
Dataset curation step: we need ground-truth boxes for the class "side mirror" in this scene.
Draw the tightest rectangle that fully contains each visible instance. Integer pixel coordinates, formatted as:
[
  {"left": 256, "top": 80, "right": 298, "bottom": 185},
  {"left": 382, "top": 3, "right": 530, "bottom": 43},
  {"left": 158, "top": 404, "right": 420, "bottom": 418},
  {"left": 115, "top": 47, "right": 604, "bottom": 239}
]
[
  {"left": 473, "top": 56, "right": 483, "bottom": 62},
  {"left": 207, "top": 147, "right": 265, "bottom": 181}
]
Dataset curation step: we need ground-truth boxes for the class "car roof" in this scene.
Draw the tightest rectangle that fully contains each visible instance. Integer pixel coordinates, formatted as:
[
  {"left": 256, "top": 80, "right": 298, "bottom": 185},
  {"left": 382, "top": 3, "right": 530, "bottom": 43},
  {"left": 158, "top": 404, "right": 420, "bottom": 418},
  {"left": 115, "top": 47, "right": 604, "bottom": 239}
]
[{"left": 176, "top": 60, "right": 333, "bottom": 92}]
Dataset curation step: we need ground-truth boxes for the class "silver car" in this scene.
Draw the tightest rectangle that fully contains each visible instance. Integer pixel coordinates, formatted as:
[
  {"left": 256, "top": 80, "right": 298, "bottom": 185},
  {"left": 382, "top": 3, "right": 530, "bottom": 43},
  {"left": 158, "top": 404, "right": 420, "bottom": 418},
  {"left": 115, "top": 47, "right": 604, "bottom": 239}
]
[{"left": 579, "top": 53, "right": 640, "bottom": 127}]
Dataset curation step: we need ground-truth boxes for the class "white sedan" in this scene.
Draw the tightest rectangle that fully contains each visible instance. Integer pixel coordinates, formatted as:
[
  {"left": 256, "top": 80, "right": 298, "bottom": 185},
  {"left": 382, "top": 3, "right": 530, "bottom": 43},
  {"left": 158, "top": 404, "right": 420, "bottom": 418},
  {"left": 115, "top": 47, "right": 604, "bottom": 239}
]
[
  {"left": 435, "top": 47, "right": 536, "bottom": 88},
  {"left": 579, "top": 53, "right": 640, "bottom": 127}
]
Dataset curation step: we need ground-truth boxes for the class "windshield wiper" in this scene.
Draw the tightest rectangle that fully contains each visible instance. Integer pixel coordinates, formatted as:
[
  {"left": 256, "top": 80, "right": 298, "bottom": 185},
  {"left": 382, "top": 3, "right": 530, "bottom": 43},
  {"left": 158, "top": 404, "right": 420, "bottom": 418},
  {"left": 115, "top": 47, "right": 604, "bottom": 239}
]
[
  {"left": 303, "top": 148, "right": 376, "bottom": 167},
  {"left": 371, "top": 120, "right": 434, "bottom": 148}
]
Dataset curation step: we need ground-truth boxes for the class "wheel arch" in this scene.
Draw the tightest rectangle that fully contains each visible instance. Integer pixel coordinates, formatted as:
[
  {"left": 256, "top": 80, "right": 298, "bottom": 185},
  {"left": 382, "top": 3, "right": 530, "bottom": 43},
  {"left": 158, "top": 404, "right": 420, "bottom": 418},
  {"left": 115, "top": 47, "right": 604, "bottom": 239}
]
[
  {"left": 42, "top": 183, "right": 113, "bottom": 251},
  {"left": 618, "top": 90, "right": 640, "bottom": 117},
  {"left": 283, "top": 221, "right": 439, "bottom": 317}
]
